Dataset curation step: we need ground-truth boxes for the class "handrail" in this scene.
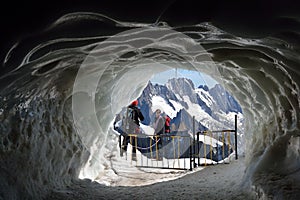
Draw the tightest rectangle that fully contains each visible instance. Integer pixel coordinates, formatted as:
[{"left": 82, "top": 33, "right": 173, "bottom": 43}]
[{"left": 119, "top": 115, "right": 238, "bottom": 170}]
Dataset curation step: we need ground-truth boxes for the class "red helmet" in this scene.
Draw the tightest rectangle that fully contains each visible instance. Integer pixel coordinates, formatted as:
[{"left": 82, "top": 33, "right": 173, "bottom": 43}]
[{"left": 131, "top": 100, "right": 138, "bottom": 106}]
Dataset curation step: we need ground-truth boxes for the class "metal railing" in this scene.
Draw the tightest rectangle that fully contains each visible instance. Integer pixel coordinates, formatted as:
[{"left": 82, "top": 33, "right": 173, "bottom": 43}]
[
  {"left": 119, "top": 115, "right": 238, "bottom": 171},
  {"left": 191, "top": 115, "right": 238, "bottom": 168},
  {"left": 120, "top": 133, "right": 192, "bottom": 170}
]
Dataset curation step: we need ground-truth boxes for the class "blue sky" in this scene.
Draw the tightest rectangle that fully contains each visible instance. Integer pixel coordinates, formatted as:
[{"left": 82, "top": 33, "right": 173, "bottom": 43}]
[{"left": 150, "top": 69, "right": 218, "bottom": 88}]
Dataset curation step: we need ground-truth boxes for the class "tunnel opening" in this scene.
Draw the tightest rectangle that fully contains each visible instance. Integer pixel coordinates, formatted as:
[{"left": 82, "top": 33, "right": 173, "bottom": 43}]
[
  {"left": 73, "top": 42, "right": 245, "bottom": 187},
  {"left": 101, "top": 68, "right": 245, "bottom": 186}
]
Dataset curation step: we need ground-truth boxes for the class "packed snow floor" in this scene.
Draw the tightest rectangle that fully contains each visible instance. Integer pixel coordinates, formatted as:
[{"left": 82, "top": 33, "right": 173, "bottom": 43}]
[{"left": 47, "top": 156, "right": 256, "bottom": 200}]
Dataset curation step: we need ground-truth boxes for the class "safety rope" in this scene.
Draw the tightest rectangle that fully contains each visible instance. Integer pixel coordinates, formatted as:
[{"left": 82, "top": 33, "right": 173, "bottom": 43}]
[{"left": 127, "top": 134, "right": 162, "bottom": 150}]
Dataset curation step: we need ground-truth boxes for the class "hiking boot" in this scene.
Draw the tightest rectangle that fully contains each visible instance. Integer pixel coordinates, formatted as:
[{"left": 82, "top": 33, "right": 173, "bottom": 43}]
[
  {"left": 156, "top": 157, "right": 163, "bottom": 161},
  {"left": 120, "top": 147, "right": 127, "bottom": 157},
  {"left": 132, "top": 153, "right": 137, "bottom": 161}
]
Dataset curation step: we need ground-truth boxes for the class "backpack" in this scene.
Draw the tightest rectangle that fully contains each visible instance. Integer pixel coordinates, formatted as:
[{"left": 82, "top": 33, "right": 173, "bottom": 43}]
[
  {"left": 128, "top": 107, "right": 136, "bottom": 121},
  {"left": 123, "top": 107, "right": 138, "bottom": 134},
  {"left": 165, "top": 115, "right": 171, "bottom": 133}
]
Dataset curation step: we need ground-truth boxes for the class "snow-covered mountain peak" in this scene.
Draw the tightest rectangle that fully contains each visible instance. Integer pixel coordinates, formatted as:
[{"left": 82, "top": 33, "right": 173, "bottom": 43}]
[
  {"left": 166, "top": 78, "right": 195, "bottom": 96},
  {"left": 136, "top": 77, "right": 243, "bottom": 133}
]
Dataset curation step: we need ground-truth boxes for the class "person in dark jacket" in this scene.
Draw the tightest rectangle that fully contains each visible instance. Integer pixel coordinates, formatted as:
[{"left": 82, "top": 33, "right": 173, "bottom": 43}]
[
  {"left": 121, "top": 100, "right": 144, "bottom": 160},
  {"left": 127, "top": 100, "right": 144, "bottom": 128}
]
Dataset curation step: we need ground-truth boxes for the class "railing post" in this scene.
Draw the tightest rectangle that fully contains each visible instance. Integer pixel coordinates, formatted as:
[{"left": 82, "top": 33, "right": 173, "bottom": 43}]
[
  {"left": 189, "top": 137, "right": 192, "bottom": 171},
  {"left": 119, "top": 135, "right": 122, "bottom": 156},
  {"left": 193, "top": 116, "right": 196, "bottom": 168},
  {"left": 197, "top": 131, "right": 200, "bottom": 166},
  {"left": 235, "top": 114, "right": 238, "bottom": 160}
]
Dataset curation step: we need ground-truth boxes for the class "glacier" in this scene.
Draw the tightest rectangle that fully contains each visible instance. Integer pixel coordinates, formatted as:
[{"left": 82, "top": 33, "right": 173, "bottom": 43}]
[{"left": 0, "top": 11, "right": 299, "bottom": 199}]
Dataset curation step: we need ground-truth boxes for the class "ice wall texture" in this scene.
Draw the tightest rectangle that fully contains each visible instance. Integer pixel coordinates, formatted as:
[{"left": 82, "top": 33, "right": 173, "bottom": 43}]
[{"left": 0, "top": 13, "right": 299, "bottom": 199}]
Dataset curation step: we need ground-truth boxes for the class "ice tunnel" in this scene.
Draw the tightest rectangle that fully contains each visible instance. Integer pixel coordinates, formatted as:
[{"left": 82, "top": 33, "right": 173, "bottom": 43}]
[{"left": 0, "top": 12, "right": 299, "bottom": 199}]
